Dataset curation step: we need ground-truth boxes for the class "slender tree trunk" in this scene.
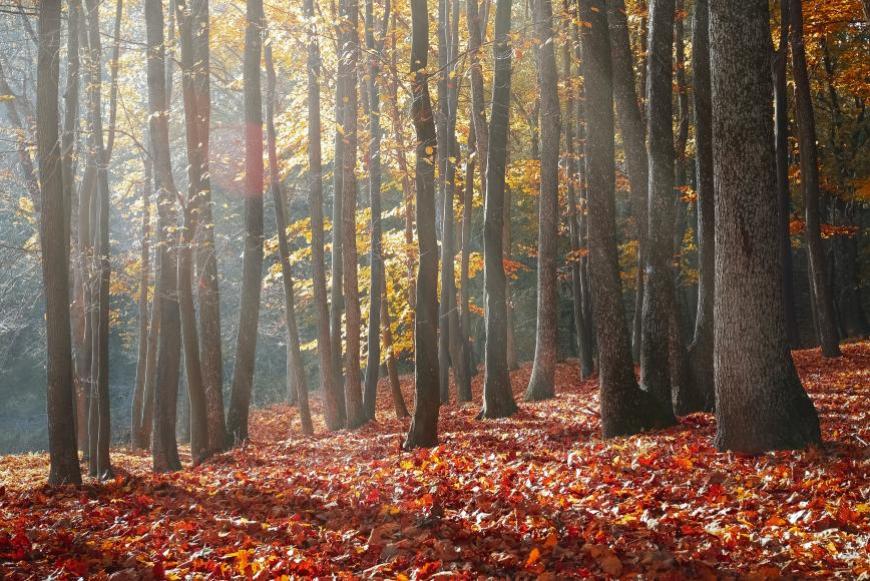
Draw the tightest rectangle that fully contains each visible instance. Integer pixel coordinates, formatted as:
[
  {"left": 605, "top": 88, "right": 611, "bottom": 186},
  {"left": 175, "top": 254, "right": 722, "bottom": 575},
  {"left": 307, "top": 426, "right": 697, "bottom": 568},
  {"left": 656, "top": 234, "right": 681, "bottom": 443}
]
[
  {"left": 264, "top": 42, "right": 314, "bottom": 436},
  {"left": 480, "top": 0, "right": 518, "bottom": 419},
  {"left": 138, "top": 289, "right": 161, "bottom": 448},
  {"left": 404, "top": 0, "right": 441, "bottom": 448},
  {"left": 789, "top": 0, "right": 840, "bottom": 358},
  {"left": 145, "top": 0, "right": 183, "bottom": 472},
  {"left": 330, "top": 10, "right": 347, "bottom": 407},
  {"left": 459, "top": 123, "right": 477, "bottom": 389},
  {"left": 131, "top": 161, "right": 152, "bottom": 450},
  {"left": 306, "top": 0, "right": 343, "bottom": 431},
  {"left": 38, "top": 0, "right": 82, "bottom": 486},
  {"left": 580, "top": 0, "right": 671, "bottom": 438},
  {"left": 61, "top": 0, "right": 81, "bottom": 257},
  {"left": 226, "top": 0, "right": 266, "bottom": 445},
  {"left": 525, "top": 0, "right": 560, "bottom": 401},
  {"left": 682, "top": 0, "right": 715, "bottom": 414},
  {"left": 710, "top": 0, "right": 820, "bottom": 452},
  {"left": 638, "top": 0, "right": 678, "bottom": 424},
  {"left": 467, "top": 0, "right": 489, "bottom": 206},
  {"left": 382, "top": 277, "right": 409, "bottom": 418}
]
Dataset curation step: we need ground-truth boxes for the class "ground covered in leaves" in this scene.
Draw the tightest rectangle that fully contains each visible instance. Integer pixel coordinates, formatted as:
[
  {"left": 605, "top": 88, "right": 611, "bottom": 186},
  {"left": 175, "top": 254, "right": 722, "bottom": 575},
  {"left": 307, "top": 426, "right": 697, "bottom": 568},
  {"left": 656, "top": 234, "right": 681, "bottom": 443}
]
[{"left": 1, "top": 342, "right": 869, "bottom": 579}]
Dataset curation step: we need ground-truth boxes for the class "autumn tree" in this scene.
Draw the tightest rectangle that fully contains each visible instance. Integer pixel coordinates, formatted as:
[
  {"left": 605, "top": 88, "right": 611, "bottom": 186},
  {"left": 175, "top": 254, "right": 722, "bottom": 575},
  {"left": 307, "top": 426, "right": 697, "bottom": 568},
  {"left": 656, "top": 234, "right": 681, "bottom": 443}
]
[
  {"left": 710, "top": 0, "right": 821, "bottom": 452},
  {"left": 227, "top": 0, "right": 267, "bottom": 445}
]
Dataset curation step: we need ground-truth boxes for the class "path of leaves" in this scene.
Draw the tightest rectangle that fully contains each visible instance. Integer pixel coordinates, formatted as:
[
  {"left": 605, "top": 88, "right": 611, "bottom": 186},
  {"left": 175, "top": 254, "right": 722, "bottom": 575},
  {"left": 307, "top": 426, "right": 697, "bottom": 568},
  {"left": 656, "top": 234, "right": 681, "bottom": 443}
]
[{"left": 1, "top": 342, "right": 868, "bottom": 579}]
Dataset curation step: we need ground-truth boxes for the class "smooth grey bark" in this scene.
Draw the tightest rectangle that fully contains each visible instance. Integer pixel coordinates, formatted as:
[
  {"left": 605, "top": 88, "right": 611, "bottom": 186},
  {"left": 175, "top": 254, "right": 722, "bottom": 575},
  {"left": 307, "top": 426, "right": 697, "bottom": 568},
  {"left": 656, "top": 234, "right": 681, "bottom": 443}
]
[
  {"left": 226, "top": 0, "right": 266, "bottom": 445},
  {"left": 38, "top": 0, "right": 82, "bottom": 486},
  {"left": 580, "top": 0, "right": 671, "bottom": 438},
  {"left": 131, "top": 161, "right": 152, "bottom": 450},
  {"left": 710, "top": 0, "right": 820, "bottom": 452},
  {"left": 404, "top": 0, "right": 441, "bottom": 448},
  {"left": 788, "top": 0, "right": 841, "bottom": 358},
  {"left": 525, "top": 0, "right": 560, "bottom": 401}
]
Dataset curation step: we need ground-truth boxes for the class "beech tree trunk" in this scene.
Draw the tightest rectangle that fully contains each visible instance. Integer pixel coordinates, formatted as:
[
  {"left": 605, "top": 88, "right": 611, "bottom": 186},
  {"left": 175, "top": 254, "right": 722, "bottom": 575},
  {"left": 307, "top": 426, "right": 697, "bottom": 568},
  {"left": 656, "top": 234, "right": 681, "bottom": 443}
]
[
  {"left": 145, "top": 0, "right": 183, "bottom": 472},
  {"left": 525, "top": 0, "right": 560, "bottom": 401},
  {"left": 330, "top": 17, "right": 346, "bottom": 408},
  {"left": 638, "top": 0, "right": 678, "bottom": 425},
  {"left": 226, "top": 0, "right": 266, "bottom": 445},
  {"left": 404, "top": 0, "right": 441, "bottom": 449},
  {"left": 38, "top": 0, "right": 82, "bottom": 486},
  {"left": 306, "top": 0, "right": 344, "bottom": 431},
  {"left": 131, "top": 161, "right": 152, "bottom": 450},
  {"left": 480, "top": 0, "right": 518, "bottom": 419},
  {"left": 683, "top": 0, "right": 715, "bottom": 414},
  {"left": 710, "top": 0, "right": 820, "bottom": 452},
  {"left": 382, "top": 277, "right": 410, "bottom": 418},
  {"left": 579, "top": 0, "right": 671, "bottom": 438},
  {"left": 789, "top": 0, "right": 841, "bottom": 358}
]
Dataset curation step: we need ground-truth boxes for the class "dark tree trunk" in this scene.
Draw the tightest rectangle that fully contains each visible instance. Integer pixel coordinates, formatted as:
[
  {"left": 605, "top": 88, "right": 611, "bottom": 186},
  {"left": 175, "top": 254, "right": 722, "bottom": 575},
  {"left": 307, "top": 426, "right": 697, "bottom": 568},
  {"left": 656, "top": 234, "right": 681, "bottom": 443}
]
[
  {"left": 607, "top": 0, "right": 648, "bottom": 362},
  {"left": 264, "top": 42, "right": 313, "bottom": 436},
  {"left": 61, "top": 0, "right": 81, "bottom": 255},
  {"left": 638, "top": 0, "right": 678, "bottom": 424},
  {"left": 467, "top": 0, "right": 489, "bottom": 196},
  {"left": 525, "top": 0, "right": 560, "bottom": 401},
  {"left": 459, "top": 124, "right": 477, "bottom": 389},
  {"left": 38, "top": 0, "right": 82, "bottom": 486},
  {"left": 710, "top": 0, "right": 820, "bottom": 453},
  {"left": 404, "top": 0, "right": 441, "bottom": 449},
  {"left": 480, "top": 0, "right": 518, "bottom": 419},
  {"left": 145, "top": 0, "right": 182, "bottom": 472},
  {"left": 579, "top": 0, "right": 671, "bottom": 438},
  {"left": 330, "top": 14, "right": 347, "bottom": 412},
  {"left": 682, "top": 0, "right": 715, "bottom": 414},
  {"left": 382, "top": 278, "right": 410, "bottom": 418},
  {"left": 789, "top": 0, "right": 840, "bottom": 358},
  {"left": 226, "top": 0, "right": 266, "bottom": 445},
  {"left": 131, "top": 161, "right": 152, "bottom": 450}
]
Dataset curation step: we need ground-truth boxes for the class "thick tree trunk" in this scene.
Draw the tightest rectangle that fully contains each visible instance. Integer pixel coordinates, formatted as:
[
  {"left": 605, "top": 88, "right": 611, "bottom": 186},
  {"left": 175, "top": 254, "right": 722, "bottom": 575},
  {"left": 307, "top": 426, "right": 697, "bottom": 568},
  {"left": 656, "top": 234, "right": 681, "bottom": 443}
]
[
  {"left": 638, "top": 0, "right": 678, "bottom": 425},
  {"left": 146, "top": 0, "right": 183, "bottom": 472},
  {"left": 525, "top": 0, "right": 560, "bottom": 401},
  {"left": 404, "top": 0, "right": 441, "bottom": 448},
  {"left": 131, "top": 161, "right": 152, "bottom": 450},
  {"left": 789, "top": 0, "right": 840, "bottom": 358},
  {"left": 38, "top": 0, "right": 82, "bottom": 486},
  {"left": 480, "top": 0, "right": 518, "bottom": 419},
  {"left": 710, "top": 0, "right": 820, "bottom": 453},
  {"left": 607, "top": 0, "right": 648, "bottom": 362},
  {"left": 580, "top": 0, "right": 671, "bottom": 438},
  {"left": 226, "top": 0, "right": 266, "bottom": 445},
  {"left": 682, "top": 0, "right": 715, "bottom": 414}
]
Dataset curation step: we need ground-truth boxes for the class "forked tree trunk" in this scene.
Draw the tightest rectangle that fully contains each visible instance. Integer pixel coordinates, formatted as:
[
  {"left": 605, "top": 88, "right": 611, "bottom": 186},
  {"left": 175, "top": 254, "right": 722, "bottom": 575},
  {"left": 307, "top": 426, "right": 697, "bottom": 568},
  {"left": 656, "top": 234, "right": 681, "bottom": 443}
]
[
  {"left": 788, "top": 0, "right": 841, "bottom": 358},
  {"left": 480, "top": 0, "right": 518, "bottom": 419},
  {"left": 579, "top": 0, "right": 672, "bottom": 438},
  {"left": 710, "top": 0, "right": 820, "bottom": 453},
  {"left": 638, "top": 0, "right": 677, "bottom": 425},
  {"left": 226, "top": 0, "right": 266, "bottom": 445},
  {"left": 306, "top": 0, "right": 344, "bottom": 431},
  {"left": 404, "top": 0, "right": 441, "bottom": 449},
  {"left": 525, "top": 0, "right": 560, "bottom": 401},
  {"left": 38, "top": 0, "right": 82, "bottom": 486},
  {"left": 146, "top": 0, "right": 183, "bottom": 472}
]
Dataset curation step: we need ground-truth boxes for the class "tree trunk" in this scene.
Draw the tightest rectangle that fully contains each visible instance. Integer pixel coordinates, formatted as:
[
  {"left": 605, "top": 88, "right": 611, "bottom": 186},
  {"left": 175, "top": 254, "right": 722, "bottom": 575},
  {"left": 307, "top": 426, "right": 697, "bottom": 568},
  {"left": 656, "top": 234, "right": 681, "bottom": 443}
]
[
  {"left": 579, "top": 0, "right": 671, "bottom": 438},
  {"left": 137, "top": 289, "right": 161, "bottom": 449},
  {"left": 330, "top": 10, "right": 347, "bottom": 409},
  {"left": 226, "top": 0, "right": 266, "bottom": 445},
  {"left": 404, "top": 0, "right": 441, "bottom": 448},
  {"left": 130, "top": 160, "right": 152, "bottom": 450},
  {"left": 525, "top": 0, "right": 560, "bottom": 401},
  {"left": 382, "top": 277, "right": 410, "bottom": 418},
  {"left": 61, "top": 0, "right": 81, "bottom": 257},
  {"left": 459, "top": 123, "right": 477, "bottom": 389},
  {"left": 682, "top": 0, "right": 715, "bottom": 414},
  {"left": 606, "top": 0, "right": 648, "bottom": 362},
  {"left": 638, "top": 0, "right": 678, "bottom": 425},
  {"left": 38, "top": 0, "right": 82, "bottom": 486},
  {"left": 146, "top": 0, "right": 183, "bottom": 472},
  {"left": 480, "top": 0, "right": 518, "bottom": 419},
  {"left": 265, "top": 42, "right": 314, "bottom": 436},
  {"left": 789, "top": 0, "right": 841, "bottom": 358},
  {"left": 710, "top": 0, "right": 820, "bottom": 452},
  {"left": 467, "top": 0, "right": 489, "bottom": 196}
]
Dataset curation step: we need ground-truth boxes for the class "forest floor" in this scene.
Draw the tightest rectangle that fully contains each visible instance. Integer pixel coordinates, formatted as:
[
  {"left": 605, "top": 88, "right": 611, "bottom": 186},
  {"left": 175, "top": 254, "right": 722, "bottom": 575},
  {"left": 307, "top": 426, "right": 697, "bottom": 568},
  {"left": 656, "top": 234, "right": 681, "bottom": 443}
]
[{"left": 0, "top": 342, "right": 868, "bottom": 579}]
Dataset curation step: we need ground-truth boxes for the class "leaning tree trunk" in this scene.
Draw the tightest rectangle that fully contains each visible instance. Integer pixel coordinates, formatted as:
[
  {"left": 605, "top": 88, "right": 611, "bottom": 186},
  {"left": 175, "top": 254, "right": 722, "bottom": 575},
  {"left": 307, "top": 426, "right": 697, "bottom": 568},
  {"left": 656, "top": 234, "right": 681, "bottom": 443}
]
[
  {"left": 306, "top": 0, "right": 344, "bottom": 431},
  {"left": 638, "top": 0, "right": 677, "bottom": 425},
  {"left": 579, "top": 0, "right": 672, "bottom": 438},
  {"left": 265, "top": 42, "right": 314, "bottom": 435},
  {"left": 38, "top": 0, "right": 82, "bottom": 486},
  {"left": 404, "top": 0, "right": 441, "bottom": 449},
  {"left": 145, "top": 0, "right": 183, "bottom": 472},
  {"left": 683, "top": 0, "right": 715, "bottom": 414},
  {"left": 480, "top": 0, "right": 518, "bottom": 419},
  {"left": 226, "top": 0, "right": 267, "bottom": 445},
  {"left": 525, "top": 0, "right": 560, "bottom": 401},
  {"left": 789, "top": 0, "right": 841, "bottom": 358},
  {"left": 710, "top": 0, "right": 821, "bottom": 453}
]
